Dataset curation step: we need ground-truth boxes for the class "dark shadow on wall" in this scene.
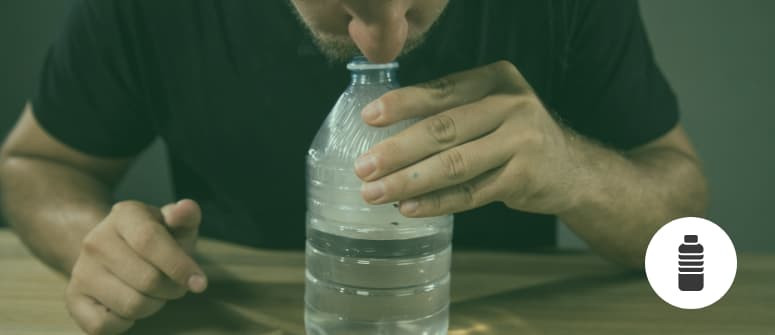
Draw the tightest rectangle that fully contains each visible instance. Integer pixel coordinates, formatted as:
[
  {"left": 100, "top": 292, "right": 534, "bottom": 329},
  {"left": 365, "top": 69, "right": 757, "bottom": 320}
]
[{"left": 0, "top": 1, "right": 75, "bottom": 227}]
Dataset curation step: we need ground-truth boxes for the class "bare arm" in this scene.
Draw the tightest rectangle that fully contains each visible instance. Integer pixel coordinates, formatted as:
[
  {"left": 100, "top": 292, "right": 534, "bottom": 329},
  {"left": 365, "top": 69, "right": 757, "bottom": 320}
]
[
  {"left": 1, "top": 103, "right": 207, "bottom": 334},
  {"left": 0, "top": 103, "right": 130, "bottom": 274},
  {"left": 559, "top": 125, "right": 708, "bottom": 267}
]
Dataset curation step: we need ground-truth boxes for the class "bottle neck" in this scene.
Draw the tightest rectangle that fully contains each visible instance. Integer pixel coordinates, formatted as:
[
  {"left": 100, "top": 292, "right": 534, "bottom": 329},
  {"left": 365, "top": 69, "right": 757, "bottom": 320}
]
[{"left": 350, "top": 69, "right": 398, "bottom": 86}]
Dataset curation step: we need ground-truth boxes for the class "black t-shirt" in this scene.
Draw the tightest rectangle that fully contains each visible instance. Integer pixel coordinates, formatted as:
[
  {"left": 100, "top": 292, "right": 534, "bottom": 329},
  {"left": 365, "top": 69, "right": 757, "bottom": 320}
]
[{"left": 33, "top": 0, "right": 678, "bottom": 251}]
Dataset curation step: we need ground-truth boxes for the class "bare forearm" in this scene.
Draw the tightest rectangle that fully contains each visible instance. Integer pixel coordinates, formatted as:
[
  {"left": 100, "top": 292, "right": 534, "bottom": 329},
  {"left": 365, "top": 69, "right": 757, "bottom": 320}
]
[
  {"left": 0, "top": 156, "right": 112, "bottom": 275},
  {"left": 560, "top": 135, "right": 708, "bottom": 268}
]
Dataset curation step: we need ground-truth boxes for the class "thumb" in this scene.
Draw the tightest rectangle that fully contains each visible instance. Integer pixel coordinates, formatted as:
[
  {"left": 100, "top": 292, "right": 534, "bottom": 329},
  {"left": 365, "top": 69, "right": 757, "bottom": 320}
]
[{"left": 161, "top": 199, "right": 201, "bottom": 249}]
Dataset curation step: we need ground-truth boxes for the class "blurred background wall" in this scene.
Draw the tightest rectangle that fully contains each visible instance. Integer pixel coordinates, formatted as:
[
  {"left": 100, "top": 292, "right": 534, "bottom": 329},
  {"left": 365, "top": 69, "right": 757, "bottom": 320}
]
[
  {"left": 1, "top": 1, "right": 773, "bottom": 251},
  {"left": 0, "top": 0, "right": 174, "bottom": 207}
]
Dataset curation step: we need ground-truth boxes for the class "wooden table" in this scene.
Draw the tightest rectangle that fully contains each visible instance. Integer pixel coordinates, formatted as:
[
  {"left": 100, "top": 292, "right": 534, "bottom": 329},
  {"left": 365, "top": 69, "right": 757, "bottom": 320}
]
[{"left": 0, "top": 229, "right": 772, "bottom": 334}]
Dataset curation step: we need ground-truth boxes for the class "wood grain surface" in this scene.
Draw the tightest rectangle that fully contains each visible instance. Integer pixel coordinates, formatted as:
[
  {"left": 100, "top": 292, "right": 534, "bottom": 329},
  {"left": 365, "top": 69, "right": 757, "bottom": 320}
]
[{"left": 0, "top": 229, "right": 771, "bottom": 334}]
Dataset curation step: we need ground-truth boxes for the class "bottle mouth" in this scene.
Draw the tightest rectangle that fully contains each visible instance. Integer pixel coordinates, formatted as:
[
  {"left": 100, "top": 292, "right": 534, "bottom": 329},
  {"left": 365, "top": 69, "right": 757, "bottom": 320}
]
[{"left": 347, "top": 56, "right": 399, "bottom": 71}]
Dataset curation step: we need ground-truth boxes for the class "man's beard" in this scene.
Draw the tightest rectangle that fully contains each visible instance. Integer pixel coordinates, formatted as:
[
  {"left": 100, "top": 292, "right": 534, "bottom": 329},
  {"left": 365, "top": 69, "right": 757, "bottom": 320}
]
[
  {"left": 308, "top": 29, "right": 428, "bottom": 63},
  {"left": 287, "top": 2, "right": 441, "bottom": 63}
]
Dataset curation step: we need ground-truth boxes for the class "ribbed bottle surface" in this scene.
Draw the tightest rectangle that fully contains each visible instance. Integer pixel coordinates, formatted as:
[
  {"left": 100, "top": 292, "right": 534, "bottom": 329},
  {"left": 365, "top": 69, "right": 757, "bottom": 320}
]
[{"left": 305, "top": 58, "right": 453, "bottom": 335}]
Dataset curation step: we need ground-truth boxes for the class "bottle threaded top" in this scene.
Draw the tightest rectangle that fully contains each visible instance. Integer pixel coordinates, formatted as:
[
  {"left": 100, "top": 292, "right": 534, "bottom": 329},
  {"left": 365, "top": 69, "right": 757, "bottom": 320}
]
[
  {"left": 346, "top": 56, "right": 399, "bottom": 71},
  {"left": 347, "top": 56, "right": 399, "bottom": 85}
]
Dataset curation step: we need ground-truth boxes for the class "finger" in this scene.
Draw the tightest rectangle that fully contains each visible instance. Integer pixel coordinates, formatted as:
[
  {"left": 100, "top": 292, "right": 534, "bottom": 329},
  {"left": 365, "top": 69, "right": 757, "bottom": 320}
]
[
  {"left": 66, "top": 286, "right": 134, "bottom": 335},
  {"left": 161, "top": 199, "right": 201, "bottom": 235},
  {"left": 356, "top": 95, "right": 516, "bottom": 181},
  {"left": 82, "top": 229, "right": 187, "bottom": 300},
  {"left": 111, "top": 202, "right": 208, "bottom": 293},
  {"left": 161, "top": 199, "right": 201, "bottom": 251},
  {"left": 361, "top": 129, "right": 512, "bottom": 204},
  {"left": 398, "top": 167, "right": 506, "bottom": 217},
  {"left": 362, "top": 60, "right": 525, "bottom": 126},
  {"left": 75, "top": 259, "right": 165, "bottom": 320}
]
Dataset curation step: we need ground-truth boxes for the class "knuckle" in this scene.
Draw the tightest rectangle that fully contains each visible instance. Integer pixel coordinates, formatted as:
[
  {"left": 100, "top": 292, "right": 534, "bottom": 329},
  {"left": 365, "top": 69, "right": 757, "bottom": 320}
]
[
  {"left": 492, "top": 60, "right": 517, "bottom": 73},
  {"left": 137, "top": 269, "right": 165, "bottom": 293},
  {"left": 439, "top": 149, "right": 468, "bottom": 180},
  {"left": 520, "top": 129, "right": 545, "bottom": 148},
  {"left": 503, "top": 168, "right": 530, "bottom": 203},
  {"left": 111, "top": 200, "right": 146, "bottom": 215},
  {"left": 490, "top": 60, "right": 522, "bottom": 89},
  {"left": 459, "top": 183, "right": 477, "bottom": 207},
  {"left": 119, "top": 293, "right": 148, "bottom": 319},
  {"left": 525, "top": 94, "right": 543, "bottom": 108},
  {"left": 490, "top": 60, "right": 518, "bottom": 80},
  {"left": 508, "top": 95, "right": 535, "bottom": 113},
  {"left": 68, "top": 273, "right": 85, "bottom": 291},
  {"left": 427, "top": 115, "right": 457, "bottom": 144},
  {"left": 419, "top": 77, "right": 455, "bottom": 99},
  {"left": 80, "top": 233, "right": 102, "bottom": 256}
]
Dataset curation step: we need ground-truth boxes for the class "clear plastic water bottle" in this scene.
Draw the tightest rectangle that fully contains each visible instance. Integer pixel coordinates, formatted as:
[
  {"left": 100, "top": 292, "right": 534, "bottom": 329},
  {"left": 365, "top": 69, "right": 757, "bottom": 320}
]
[{"left": 305, "top": 57, "right": 453, "bottom": 335}]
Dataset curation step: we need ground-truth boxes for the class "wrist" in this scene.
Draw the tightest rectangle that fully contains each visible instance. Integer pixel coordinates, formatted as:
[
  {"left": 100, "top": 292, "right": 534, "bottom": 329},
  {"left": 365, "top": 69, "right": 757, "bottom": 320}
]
[{"left": 556, "top": 129, "right": 622, "bottom": 219}]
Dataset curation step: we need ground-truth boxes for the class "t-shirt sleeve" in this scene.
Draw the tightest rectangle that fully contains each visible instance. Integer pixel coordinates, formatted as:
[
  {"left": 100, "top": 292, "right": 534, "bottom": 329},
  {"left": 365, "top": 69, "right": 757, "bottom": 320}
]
[
  {"left": 556, "top": 0, "right": 678, "bottom": 150},
  {"left": 32, "top": 0, "right": 155, "bottom": 158}
]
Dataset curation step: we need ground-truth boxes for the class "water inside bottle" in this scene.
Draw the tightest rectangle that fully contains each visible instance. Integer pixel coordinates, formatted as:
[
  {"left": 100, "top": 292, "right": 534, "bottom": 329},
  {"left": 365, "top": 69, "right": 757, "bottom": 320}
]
[{"left": 305, "top": 156, "right": 452, "bottom": 335}]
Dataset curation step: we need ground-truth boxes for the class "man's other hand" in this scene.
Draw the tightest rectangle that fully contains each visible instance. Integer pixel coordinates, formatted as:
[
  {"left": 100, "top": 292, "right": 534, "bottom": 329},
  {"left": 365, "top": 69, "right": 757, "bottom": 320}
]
[{"left": 65, "top": 199, "right": 207, "bottom": 334}]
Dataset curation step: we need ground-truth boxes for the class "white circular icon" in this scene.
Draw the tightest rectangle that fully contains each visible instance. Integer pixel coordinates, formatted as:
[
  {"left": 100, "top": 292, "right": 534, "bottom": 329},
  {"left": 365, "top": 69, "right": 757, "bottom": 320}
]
[{"left": 645, "top": 217, "right": 737, "bottom": 309}]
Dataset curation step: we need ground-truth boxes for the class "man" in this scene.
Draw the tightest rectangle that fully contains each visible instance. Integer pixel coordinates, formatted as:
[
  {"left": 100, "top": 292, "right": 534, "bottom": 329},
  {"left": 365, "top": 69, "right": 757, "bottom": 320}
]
[{"left": 0, "top": 0, "right": 707, "bottom": 333}]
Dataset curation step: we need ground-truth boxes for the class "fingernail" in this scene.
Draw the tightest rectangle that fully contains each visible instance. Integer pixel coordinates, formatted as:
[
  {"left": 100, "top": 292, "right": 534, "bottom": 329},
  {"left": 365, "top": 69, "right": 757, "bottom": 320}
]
[
  {"left": 354, "top": 154, "right": 377, "bottom": 178},
  {"left": 188, "top": 274, "right": 207, "bottom": 293},
  {"left": 361, "top": 100, "right": 383, "bottom": 122},
  {"left": 401, "top": 200, "right": 419, "bottom": 215},
  {"left": 361, "top": 181, "right": 385, "bottom": 202}
]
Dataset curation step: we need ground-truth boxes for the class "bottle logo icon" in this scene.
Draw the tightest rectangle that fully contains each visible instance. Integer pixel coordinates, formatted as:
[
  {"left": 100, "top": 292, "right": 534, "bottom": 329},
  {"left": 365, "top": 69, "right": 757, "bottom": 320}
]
[
  {"left": 678, "top": 235, "right": 703, "bottom": 291},
  {"left": 645, "top": 217, "right": 736, "bottom": 309}
]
